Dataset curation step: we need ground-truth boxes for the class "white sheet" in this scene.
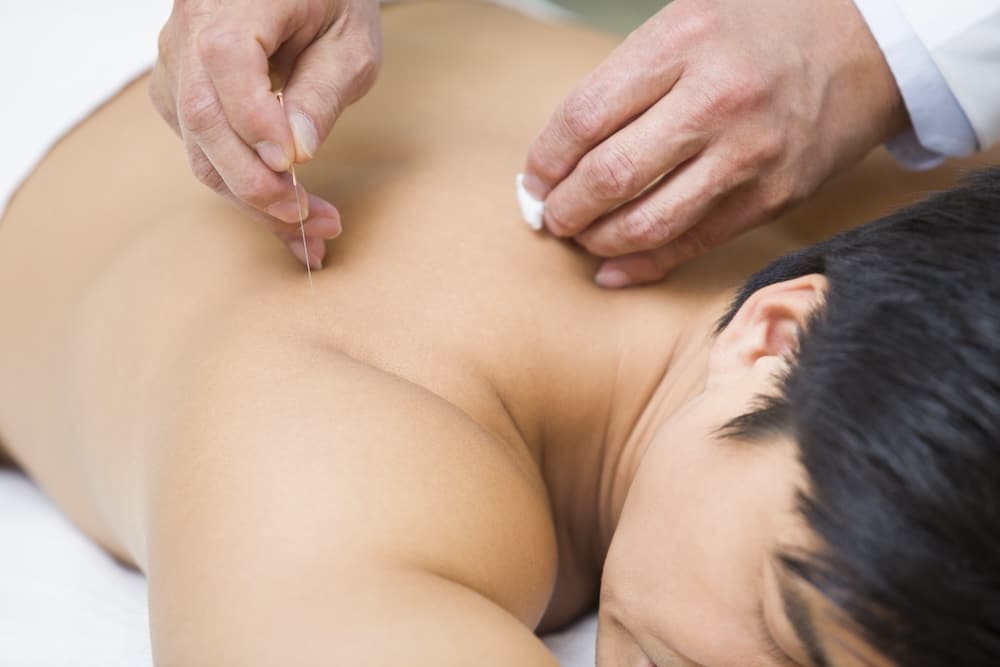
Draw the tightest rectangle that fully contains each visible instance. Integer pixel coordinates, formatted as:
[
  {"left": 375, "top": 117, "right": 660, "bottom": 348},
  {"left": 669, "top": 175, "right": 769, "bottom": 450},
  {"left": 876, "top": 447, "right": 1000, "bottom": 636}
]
[
  {"left": 0, "top": 1, "right": 173, "bottom": 219},
  {"left": 0, "top": 469, "right": 597, "bottom": 666}
]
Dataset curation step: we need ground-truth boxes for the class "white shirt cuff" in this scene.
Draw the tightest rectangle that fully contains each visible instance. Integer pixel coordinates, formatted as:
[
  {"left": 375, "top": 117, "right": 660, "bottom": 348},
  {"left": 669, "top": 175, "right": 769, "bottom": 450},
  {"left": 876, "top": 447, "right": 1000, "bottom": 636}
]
[{"left": 852, "top": 0, "right": 980, "bottom": 170}]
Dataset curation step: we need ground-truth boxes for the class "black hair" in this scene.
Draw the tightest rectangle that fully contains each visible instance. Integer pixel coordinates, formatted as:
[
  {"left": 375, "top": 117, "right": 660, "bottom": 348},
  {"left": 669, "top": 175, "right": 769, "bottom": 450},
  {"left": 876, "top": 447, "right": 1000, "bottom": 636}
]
[{"left": 720, "top": 167, "right": 1000, "bottom": 665}]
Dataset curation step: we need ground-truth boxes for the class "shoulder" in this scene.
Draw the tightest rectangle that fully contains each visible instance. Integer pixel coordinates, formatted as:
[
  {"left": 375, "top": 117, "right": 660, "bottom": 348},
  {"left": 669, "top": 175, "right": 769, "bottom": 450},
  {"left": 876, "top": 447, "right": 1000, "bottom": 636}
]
[{"left": 166, "top": 332, "right": 560, "bottom": 627}]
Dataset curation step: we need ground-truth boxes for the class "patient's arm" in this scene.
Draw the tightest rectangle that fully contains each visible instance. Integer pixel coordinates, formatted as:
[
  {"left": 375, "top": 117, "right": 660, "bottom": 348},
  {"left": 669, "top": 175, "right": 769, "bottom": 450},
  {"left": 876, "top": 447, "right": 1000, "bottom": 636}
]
[
  {"left": 145, "top": 340, "right": 560, "bottom": 665},
  {"left": 155, "top": 567, "right": 561, "bottom": 666}
]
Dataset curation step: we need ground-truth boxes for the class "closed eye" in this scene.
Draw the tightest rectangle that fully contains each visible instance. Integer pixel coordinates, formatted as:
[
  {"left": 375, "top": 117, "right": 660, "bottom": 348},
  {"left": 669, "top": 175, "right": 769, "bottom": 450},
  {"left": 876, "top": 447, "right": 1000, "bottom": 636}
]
[{"left": 756, "top": 599, "right": 801, "bottom": 666}]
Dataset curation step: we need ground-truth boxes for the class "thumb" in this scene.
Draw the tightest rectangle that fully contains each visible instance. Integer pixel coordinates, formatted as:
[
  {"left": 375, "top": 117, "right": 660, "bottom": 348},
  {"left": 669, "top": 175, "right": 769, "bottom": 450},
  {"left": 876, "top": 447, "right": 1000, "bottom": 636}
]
[
  {"left": 594, "top": 250, "right": 673, "bottom": 289},
  {"left": 593, "top": 231, "right": 713, "bottom": 287},
  {"left": 281, "top": 13, "right": 382, "bottom": 162}
]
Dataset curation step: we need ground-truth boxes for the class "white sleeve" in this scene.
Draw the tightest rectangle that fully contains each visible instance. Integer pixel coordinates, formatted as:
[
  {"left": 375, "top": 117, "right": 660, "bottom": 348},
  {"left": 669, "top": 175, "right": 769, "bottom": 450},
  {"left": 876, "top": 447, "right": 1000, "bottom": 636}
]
[{"left": 852, "top": 0, "right": 1000, "bottom": 170}]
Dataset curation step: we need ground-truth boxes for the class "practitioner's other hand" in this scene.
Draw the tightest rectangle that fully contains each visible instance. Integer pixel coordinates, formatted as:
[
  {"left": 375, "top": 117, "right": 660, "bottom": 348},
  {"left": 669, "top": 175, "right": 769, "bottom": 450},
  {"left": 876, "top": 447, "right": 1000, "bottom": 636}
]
[
  {"left": 522, "top": 0, "right": 907, "bottom": 287},
  {"left": 150, "top": 0, "right": 382, "bottom": 270}
]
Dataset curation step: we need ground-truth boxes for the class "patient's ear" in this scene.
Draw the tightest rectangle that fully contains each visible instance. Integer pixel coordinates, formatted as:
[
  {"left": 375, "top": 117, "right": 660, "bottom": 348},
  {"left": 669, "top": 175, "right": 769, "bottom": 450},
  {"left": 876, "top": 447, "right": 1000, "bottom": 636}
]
[{"left": 708, "top": 274, "right": 829, "bottom": 385}]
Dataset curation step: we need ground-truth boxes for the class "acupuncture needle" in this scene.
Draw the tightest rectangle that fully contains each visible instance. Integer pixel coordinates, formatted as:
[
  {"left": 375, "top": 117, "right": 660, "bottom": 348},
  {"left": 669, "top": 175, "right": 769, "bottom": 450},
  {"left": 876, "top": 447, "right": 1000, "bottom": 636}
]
[{"left": 276, "top": 91, "right": 314, "bottom": 292}]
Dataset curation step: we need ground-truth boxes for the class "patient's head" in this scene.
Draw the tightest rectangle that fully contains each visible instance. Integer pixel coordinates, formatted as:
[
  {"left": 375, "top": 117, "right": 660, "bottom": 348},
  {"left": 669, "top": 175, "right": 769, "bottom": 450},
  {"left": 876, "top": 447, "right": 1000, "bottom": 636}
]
[{"left": 599, "top": 167, "right": 1000, "bottom": 667}]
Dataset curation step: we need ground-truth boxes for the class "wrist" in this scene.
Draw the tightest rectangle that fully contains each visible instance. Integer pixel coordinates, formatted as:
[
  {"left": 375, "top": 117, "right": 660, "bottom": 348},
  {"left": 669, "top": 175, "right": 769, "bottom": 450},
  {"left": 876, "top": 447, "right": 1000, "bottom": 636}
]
[
  {"left": 850, "top": 0, "right": 980, "bottom": 168},
  {"left": 832, "top": 0, "right": 910, "bottom": 144}
]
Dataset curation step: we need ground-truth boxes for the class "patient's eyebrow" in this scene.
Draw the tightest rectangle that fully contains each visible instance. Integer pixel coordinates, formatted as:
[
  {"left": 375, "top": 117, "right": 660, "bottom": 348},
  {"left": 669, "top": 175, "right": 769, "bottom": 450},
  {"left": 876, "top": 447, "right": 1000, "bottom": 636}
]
[{"left": 782, "top": 583, "right": 833, "bottom": 667}]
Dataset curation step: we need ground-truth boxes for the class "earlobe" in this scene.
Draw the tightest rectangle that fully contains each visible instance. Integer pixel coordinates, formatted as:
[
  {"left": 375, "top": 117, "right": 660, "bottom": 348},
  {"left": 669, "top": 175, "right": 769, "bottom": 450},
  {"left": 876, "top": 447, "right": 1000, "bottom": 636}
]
[{"left": 709, "top": 274, "right": 828, "bottom": 384}]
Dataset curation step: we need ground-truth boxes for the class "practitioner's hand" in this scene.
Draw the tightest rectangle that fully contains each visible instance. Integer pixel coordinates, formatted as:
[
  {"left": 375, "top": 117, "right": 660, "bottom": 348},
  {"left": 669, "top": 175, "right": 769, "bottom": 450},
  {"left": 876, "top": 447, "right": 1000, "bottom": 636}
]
[
  {"left": 522, "top": 0, "right": 907, "bottom": 287},
  {"left": 150, "top": 0, "right": 382, "bottom": 270}
]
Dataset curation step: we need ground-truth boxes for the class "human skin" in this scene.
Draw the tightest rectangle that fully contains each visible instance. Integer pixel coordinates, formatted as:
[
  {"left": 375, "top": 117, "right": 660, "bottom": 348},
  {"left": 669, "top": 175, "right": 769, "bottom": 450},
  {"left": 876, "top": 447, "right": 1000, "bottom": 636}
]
[
  {"left": 150, "top": 0, "right": 381, "bottom": 268},
  {"left": 0, "top": 2, "right": 997, "bottom": 665},
  {"left": 522, "top": 0, "right": 909, "bottom": 287}
]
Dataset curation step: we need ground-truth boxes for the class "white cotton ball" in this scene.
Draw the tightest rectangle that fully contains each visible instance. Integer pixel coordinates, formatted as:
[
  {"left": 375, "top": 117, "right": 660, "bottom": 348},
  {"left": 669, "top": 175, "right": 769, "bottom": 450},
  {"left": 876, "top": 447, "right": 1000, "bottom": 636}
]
[{"left": 515, "top": 173, "right": 546, "bottom": 231}]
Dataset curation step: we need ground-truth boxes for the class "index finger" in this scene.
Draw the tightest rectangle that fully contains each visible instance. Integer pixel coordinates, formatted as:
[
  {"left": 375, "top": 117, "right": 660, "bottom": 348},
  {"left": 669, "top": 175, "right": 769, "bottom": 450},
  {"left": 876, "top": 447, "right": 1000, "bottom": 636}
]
[
  {"left": 196, "top": 6, "right": 304, "bottom": 172},
  {"left": 522, "top": 17, "right": 684, "bottom": 200}
]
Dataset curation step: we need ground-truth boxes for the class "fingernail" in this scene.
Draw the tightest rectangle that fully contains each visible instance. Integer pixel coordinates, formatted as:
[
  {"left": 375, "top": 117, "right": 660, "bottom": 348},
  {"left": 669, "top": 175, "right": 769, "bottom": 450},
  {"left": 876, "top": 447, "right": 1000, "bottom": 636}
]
[
  {"left": 255, "top": 141, "right": 291, "bottom": 172},
  {"left": 595, "top": 267, "right": 632, "bottom": 289},
  {"left": 289, "top": 111, "right": 318, "bottom": 159},
  {"left": 307, "top": 208, "right": 342, "bottom": 239},
  {"left": 312, "top": 215, "right": 342, "bottom": 240},
  {"left": 521, "top": 172, "right": 548, "bottom": 199}
]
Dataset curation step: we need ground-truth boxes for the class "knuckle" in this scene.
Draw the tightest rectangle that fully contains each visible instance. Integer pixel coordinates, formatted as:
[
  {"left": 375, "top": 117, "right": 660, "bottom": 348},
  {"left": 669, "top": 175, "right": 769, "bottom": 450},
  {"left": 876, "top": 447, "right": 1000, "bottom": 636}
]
[
  {"left": 239, "top": 102, "right": 270, "bottom": 135},
  {"left": 358, "top": 54, "right": 382, "bottom": 94},
  {"left": 729, "top": 159, "right": 760, "bottom": 191},
  {"left": 755, "top": 131, "right": 785, "bottom": 166},
  {"left": 313, "top": 35, "right": 383, "bottom": 111},
  {"left": 585, "top": 145, "right": 642, "bottom": 201},
  {"left": 700, "top": 160, "right": 735, "bottom": 201},
  {"left": 223, "top": 94, "right": 271, "bottom": 138},
  {"left": 674, "top": 229, "right": 712, "bottom": 260},
  {"left": 560, "top": 87, "right": 608, "bottom": 144},
  {"left": 178, "top": 86, "right": 222, "bottom": 134},
  {"left": 525, "top": 149, "right": 561, "bottom": 185},
  {"left": 619, "top": 205, "right": 668, "bottom": 249},
  {"left": 344, "top": 57, "right": 379, "bottom": 103},
  {"left": 713, "top": 70, "right": 769, "bottom": 116},
  {"left": 690, "top": 223, "right": 720, "bottom": 252},
  {"left": 301, "top": 76, "right": 344, "bottom": 123},
  {"left": 352, "top": 39, "right": 383, "bottom": 92},
  {"left": 731, "top": 133, "right": 784, "bottom": 177},
  {"left": 196, "top": 27, "right": 243, "bottom": 68},
  {"left": 543, "top": 201, "right": 574, "bottom": 236},
  {"left": 670, "top": 6, "right": 719, "bottom": 44},
  {"left": 686, "top": 71, "right": 767, "bottom": 131},
  {"left": 190, "top": 156, "right": 225, "bottom": 194},
  {"left": 759, "top": 180, "right": 796, "bottom": 219},
  {"left": 229, "top": 169, "right": 279, "bottom": 207}
]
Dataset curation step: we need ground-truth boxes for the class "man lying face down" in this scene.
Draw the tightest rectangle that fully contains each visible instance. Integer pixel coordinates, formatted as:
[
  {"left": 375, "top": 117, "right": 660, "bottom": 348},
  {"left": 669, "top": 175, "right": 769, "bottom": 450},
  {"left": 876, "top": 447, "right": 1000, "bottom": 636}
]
[
  {"left": 2, "top": 6, "right": 996, "bottom": 658},
  {"left": 600, "top": 167, "right": 1000, "bottom": 667}
]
